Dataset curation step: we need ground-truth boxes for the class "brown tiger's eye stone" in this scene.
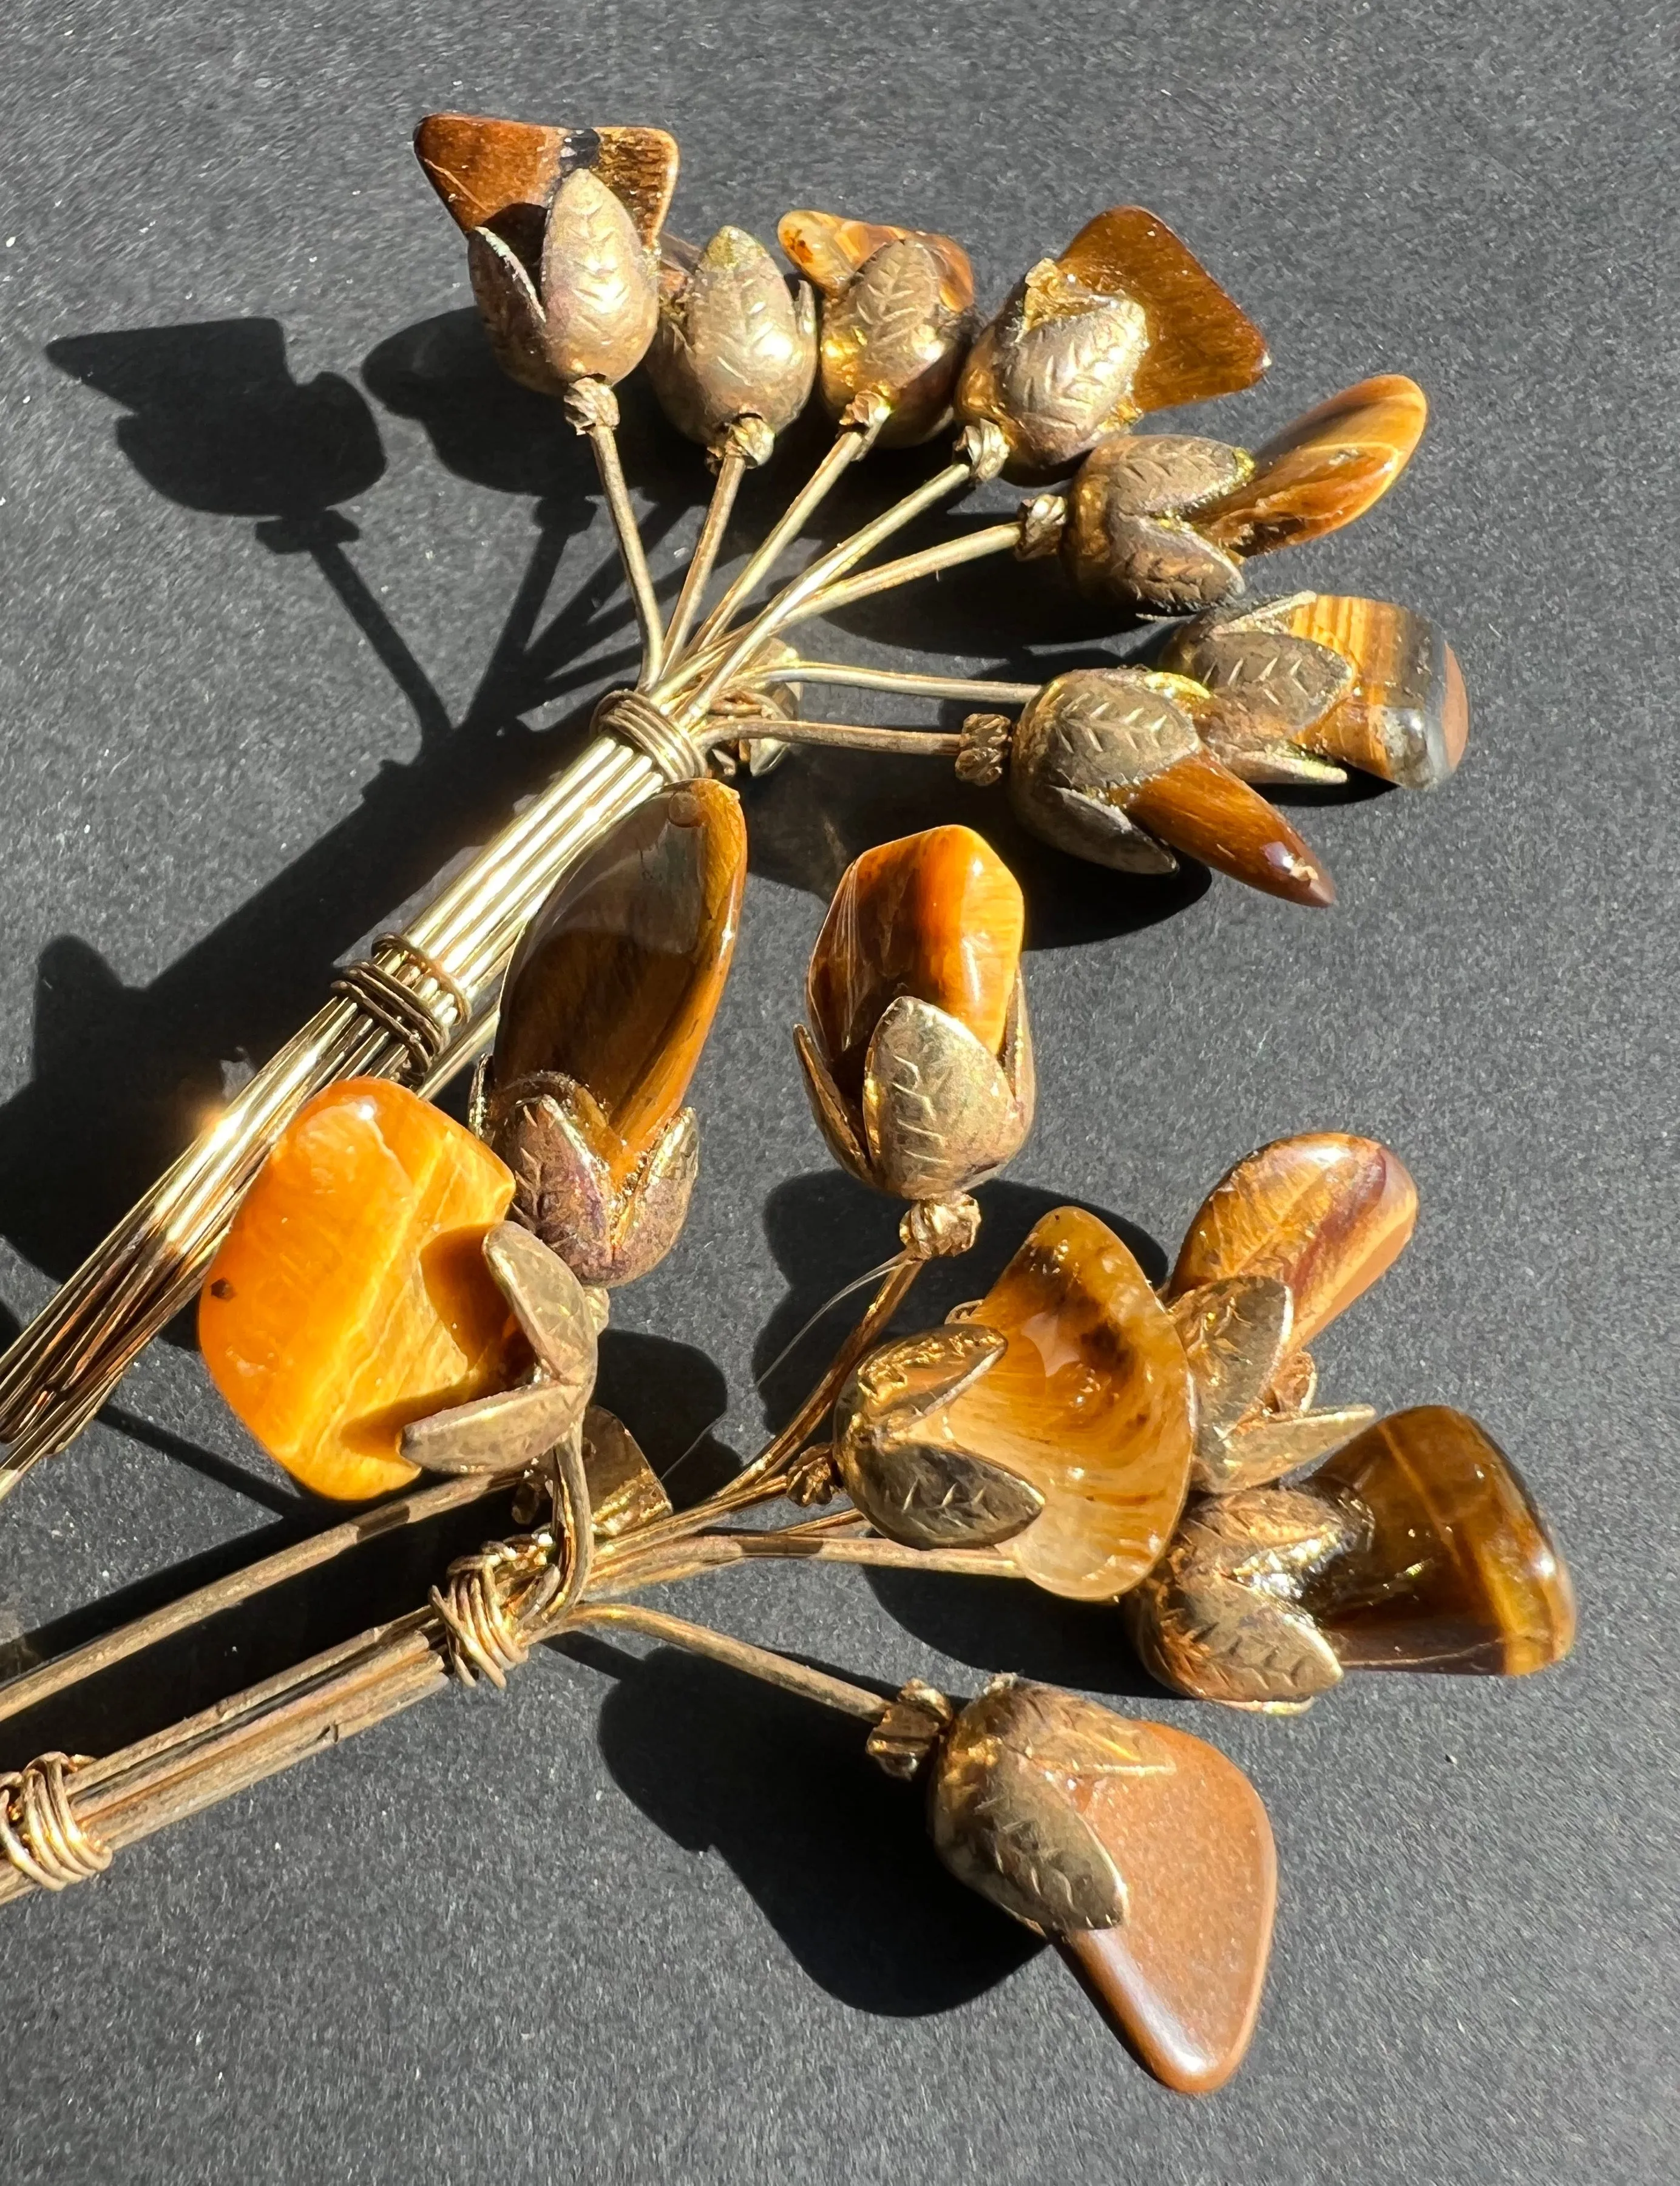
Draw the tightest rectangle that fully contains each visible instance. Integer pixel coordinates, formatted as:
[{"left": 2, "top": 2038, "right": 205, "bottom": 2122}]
[
  {"left": 1055, "top": 205, "right": 1270, "bottom": 413},
  {"left": 492, "top": 780, "right": 747, "bottom": 1182},
  {"left": 1301, "top": 1406, "right": 1576, "bottom": 1674},
  {"left": 414, "top": 112, "right": 678, "bottom": 248},
  {"left": 1276, "top": 594, "right": 1469, "bottom": 790},
  {"left": 806, "top": 825, "right": 1024, "bottom": 1100},
  {"left": 1196, "top": 374, "right": 1428, "bottom": 557},
  {"left": 1125, "top": 749, "right": 1336, "bottom": 907},
  {"left": 200, "top": 1081, "right": 517, "bottom": 1500},
  {"left": 944, "top": 1207, "right": 1193, "bottom": 1599},
  {"left": 1059, "top": 1716, "right": 1276, "bottom": 2093},
  {"left": 1170, "top": 1133, "right": 1417, "bottom": 1348}
]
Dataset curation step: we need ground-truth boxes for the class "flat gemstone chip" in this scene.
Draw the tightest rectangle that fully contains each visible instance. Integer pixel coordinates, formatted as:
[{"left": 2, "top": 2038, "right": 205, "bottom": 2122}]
[
  {"left": 806, "top": 825, "right": 1024, "bottom": 1100},
  {"left": 492, "top": 780, "right": 747, "bottom": 1182},
  {"left": 944, "top": 1206, "right": 1193, "bottom": 1599},
  {"left": 1276, "top": 594, "right": 1469, "bottom": 790},
  {"left": 1170, "top": 1132, "right": 1418, "bottom": 1350},
  {"left": 1058, "top": 1716, "right": 1276, "bottom": 2094},
  {"left": 1055, "top": 205, "right": 1270, "bottom": 414},
  {"left": 1196, "top": 374, "right": 1428, "bottom": 557},
  {"left": 1299, "top": 1406, "right": 1576, "bottom": 1675},
  {"left": 200, "top": 1080, "right": 517, "bottom": 1500}
]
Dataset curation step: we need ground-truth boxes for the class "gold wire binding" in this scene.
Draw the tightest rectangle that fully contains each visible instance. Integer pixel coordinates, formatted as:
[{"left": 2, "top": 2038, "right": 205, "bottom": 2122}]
[
  {"left": 329, "top": 936, "right": 469, "bottom": 1078},
  {"left": 0, "top": 1752, "right": 111, "bottom": 1891},
  {"left": 593, "top": 688, "right": 708, "bottom": 785},
  {"left": 430, "top": 1538, "right": 563, "bottom": 1692}
]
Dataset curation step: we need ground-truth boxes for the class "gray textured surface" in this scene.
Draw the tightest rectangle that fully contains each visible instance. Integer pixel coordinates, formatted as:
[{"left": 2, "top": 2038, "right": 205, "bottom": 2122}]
[{"left": 0, "top": 2, "right": 1675, "bottom": 2179}]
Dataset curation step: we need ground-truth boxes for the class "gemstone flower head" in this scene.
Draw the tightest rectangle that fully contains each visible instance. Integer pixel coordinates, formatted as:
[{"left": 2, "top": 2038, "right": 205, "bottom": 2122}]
[
  {"left": 415, "top": 112, "right": 678, "bottom": 394},
  {"left": 483, "top": 780, "right": 747, "bottom": 1286},
  {"left": 646, "top": 226, "right": 818, "bottom": 453},
  {"left": 795, "top": 825, "right": 1033, "bottom": 1205},
  {"left": 956, "top": 205, "right": 1268, "bottom": 482},
  {"left": 778, "top": 209, "right": 977, "bottom": 445},
  {"left": 1060, "top": 374, "right": 1429, "bottom": 617}
]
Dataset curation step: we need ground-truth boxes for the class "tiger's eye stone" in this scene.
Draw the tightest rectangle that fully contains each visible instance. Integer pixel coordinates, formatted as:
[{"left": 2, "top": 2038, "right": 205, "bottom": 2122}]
[
  {"left": 1275, "top": 594, "right": 1469, "bottom": 790},
  {"left": 200, "top": 1081, "right": 517, "bottom": 1501},
  {"left": 492, "top": 780, "right": 747, "bottom": 1182},
  {"left": 1055, "top": 205, "right": 1270, "bottom": 413},
  {"left": 806, "top": 825, "right": 1024, "bottom": 1100},
  {"left": 1059, "top": 1718, "right": 1276, "bottom": 2094},
  {"left": 1125, "top": 748, "right": 1335, "bottom": 907},
  {"left": 1170, "top": 1133, "right": 1417, "bottom": 1349},
  {"left": 1196, "top": 374, "right": 1428, "bottom": 557},
  {"left": 945, "top": 1207, "right": 1193, "bottom": 1599},
  {"left": 414, "top": 112, "right": 678, "bottom": 248},
  {"left": 1300, "top": 1406, "right": 1576, "bottom": 1674}
]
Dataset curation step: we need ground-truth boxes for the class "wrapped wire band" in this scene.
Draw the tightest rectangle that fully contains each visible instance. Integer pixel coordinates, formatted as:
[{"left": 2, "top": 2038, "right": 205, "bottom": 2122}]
[
  {"left": 330, "top": 933, "right": 471, "bottom": 1077},
  {"left": 432, "top": 1538, "right": 562, "bottom": 1691},
  {"left": 593, "top": 688, "right": 708, "bottom": 785},
  {"left": 0, "top": 1752, "right": 110, "bottom": 1891}
]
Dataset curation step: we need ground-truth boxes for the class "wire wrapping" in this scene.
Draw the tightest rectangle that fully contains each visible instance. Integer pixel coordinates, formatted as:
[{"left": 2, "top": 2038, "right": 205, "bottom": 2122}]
[
  {"left": 0, "top": 1752, "right": 110, "bottom": 1891},
  {"left": 330, "top": 933, "right": 472, "bottom": 1077}
]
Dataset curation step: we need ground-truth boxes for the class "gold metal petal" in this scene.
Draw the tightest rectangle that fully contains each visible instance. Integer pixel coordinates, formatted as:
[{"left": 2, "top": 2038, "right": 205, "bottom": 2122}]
[
  {"left": 491, "top": 1086, "right": 616, "bottom": 1283},
  {"left": 861, "top": 997, "right": 1029, "bottom": 1199},
  {"left": 467, "top": 226, "right": 563, "bottom": 396},
  {"left": 539, "top": 169, "right": 659, "bottom": 386},
  {"left": 581, "top": 1404, "right": 674, "bottom": 1537},
  {"left": 793, "top": 1021, "right": 872, "bottom": 1185},
  {"left": 1208, "top": 1404, "right": 1378, "bottom": 1492},
  {"left": 1169, "top": 1276, "right": 1292, "bottom": 1448},
  {"left": 647, "top": 225, "right": 817, "bottom": 443},
  {"left": 607, "top": 1106, "right": 699, "bottom": 1286},
  {"left": 398, "top": 1376, "right": 587, "bottom": 1476},
  {"left": 483, "top": 1220, "right": 599, "bottom": 1382}
]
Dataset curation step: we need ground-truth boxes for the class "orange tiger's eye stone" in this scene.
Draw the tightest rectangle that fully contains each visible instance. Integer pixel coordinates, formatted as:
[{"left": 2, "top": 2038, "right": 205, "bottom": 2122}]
[
  {"left": 1302, "top": 1406, "right": 1576, "bottom": 1675},
  {"left": 806, "top": 825, "right": 1024, "bottom": 1100},
  {"left": 492, "top": 780, "right": 747, "bottom": 1183},
  {"left": 1170, "top": 1132, "right": 1417, "bottom": 1349},
  {"left": 1196, "top": 374, "right": 1428, "bottom": 557},
  {"left": 1277, "top": 593, "right": 1469, "bottom": 790},
  {"left": 199, "top": 1080, "right": 517, "bottom": 1500},
  {"left": 948, "top": 1206, "right": 1193, "bottom": 1599}
]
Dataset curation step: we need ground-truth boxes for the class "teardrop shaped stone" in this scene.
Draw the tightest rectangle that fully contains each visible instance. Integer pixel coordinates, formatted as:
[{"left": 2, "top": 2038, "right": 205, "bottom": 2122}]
[
  {"left": 492, "top": 780, "right": 747, "bottom": 1182},
  {"left": 1170, "top": 1133, "right": 1417, "bottom": 1350},
  {"left": 806, "top": 825, "right": 1024, "bottom": 1100},
  {"left": 1299, "top": 1406, "right": 1576, "bottom": 1674},
  {"left": 1125, "top": 748, "right": 1335, "bottom": 906},
  {"left": 200, "top": 1080, "right": 518, "bottom": 1499},
  {"left": 944, "top": 1206, "right": 1193, "bottom": 1599},
  {"left": 1057, "top": 1716, "right": 1276, "bottom": 2093},
  {"left": 1196, "top": 374, "right": 1428, "bottom": 557}
]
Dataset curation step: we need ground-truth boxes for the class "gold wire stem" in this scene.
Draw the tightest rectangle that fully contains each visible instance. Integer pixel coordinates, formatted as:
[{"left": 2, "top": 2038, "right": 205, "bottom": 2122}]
[
  {"left": 0, "top": 1467, "right": 518, "bottom": 1731},
  {"left": 730, "top": 720, "right": 965, "bottom": 757},
  {"left": 733, "top": 660, "right": 1038, "bottom": 706},
  {"left": 589, "top": 1526, "right": 1021, "bottom": 1596},
  {"left": 662, "top": 441, "right": 750, "bottom": 664},
  {"left": 665, "top": 450, "right": 987, "bottom": 729},
  {"left": 583, "top": 422, "right": 666, "bottom": 688},
  {"left": 563, "top": 1601, "right": 890, "bottom": 1722},
  {"left": 791, "top": 521, "right": 1026, "bottom": 624},
  {"left": 684, "top": 413, "right": 882, "bottom": 658}
]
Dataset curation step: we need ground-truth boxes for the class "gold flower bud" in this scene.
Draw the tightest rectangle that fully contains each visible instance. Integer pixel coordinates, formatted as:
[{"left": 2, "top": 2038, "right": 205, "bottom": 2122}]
[
  {"left": 794, "top": 826, "right": 1032, "bottom": 1202},
  {"left": 921, "top": 1679, "right": 1277, "bottom": 2094},
  {"left": 778, "top": 209, "right": 977, "bottom": 447},
  {"left": 646, "top": 226, "right": 818, "bottom": 448},
  {"left": 1008, "top": 668, "right": 1335, "bottom": 907}
]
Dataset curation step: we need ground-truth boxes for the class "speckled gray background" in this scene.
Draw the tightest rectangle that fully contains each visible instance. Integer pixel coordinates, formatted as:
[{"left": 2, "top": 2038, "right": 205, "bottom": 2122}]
[{"left": 0, "top": 2, "right": 1674, "bottom": 2179}]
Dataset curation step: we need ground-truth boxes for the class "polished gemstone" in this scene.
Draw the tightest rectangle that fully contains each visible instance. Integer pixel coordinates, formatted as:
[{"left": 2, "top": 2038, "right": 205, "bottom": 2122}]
[
  {"left": 1055, "top": 206, "right": 1270, "bottom": 413},
  {"left": 943, "top": 1206, "right": 1193, "bottom": 1599},
  {"left": 1057, "top": 1711, "right": 1276, "bottom": 2093},
  {"left": 1301, "top": 1406, "right": 1576, "bottom": 1674},
  {"left": 805, "top": 825, "right": 1024, "bottom": 1098},
  {"left": 492, "top": 780, "right": 747, "bottom": 1182},
  {"left": 200, "top": 1081, "right": 517, "bottom": 1500},
  {"left": 415, "top": 112, "right": 678, "bottom": 249},
  {"left": 1170, "top": 1132, "right": 1417, "bottom": 1348},
  {"left": 1126, "top": 748, "right": 1336, "bottom": 907},
  {"left": 1197, "top": 374, "right": 1428, "bottom": 557},
  {"left": 1275, "top": 594, "right": 1469, "bottom": 790}
]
